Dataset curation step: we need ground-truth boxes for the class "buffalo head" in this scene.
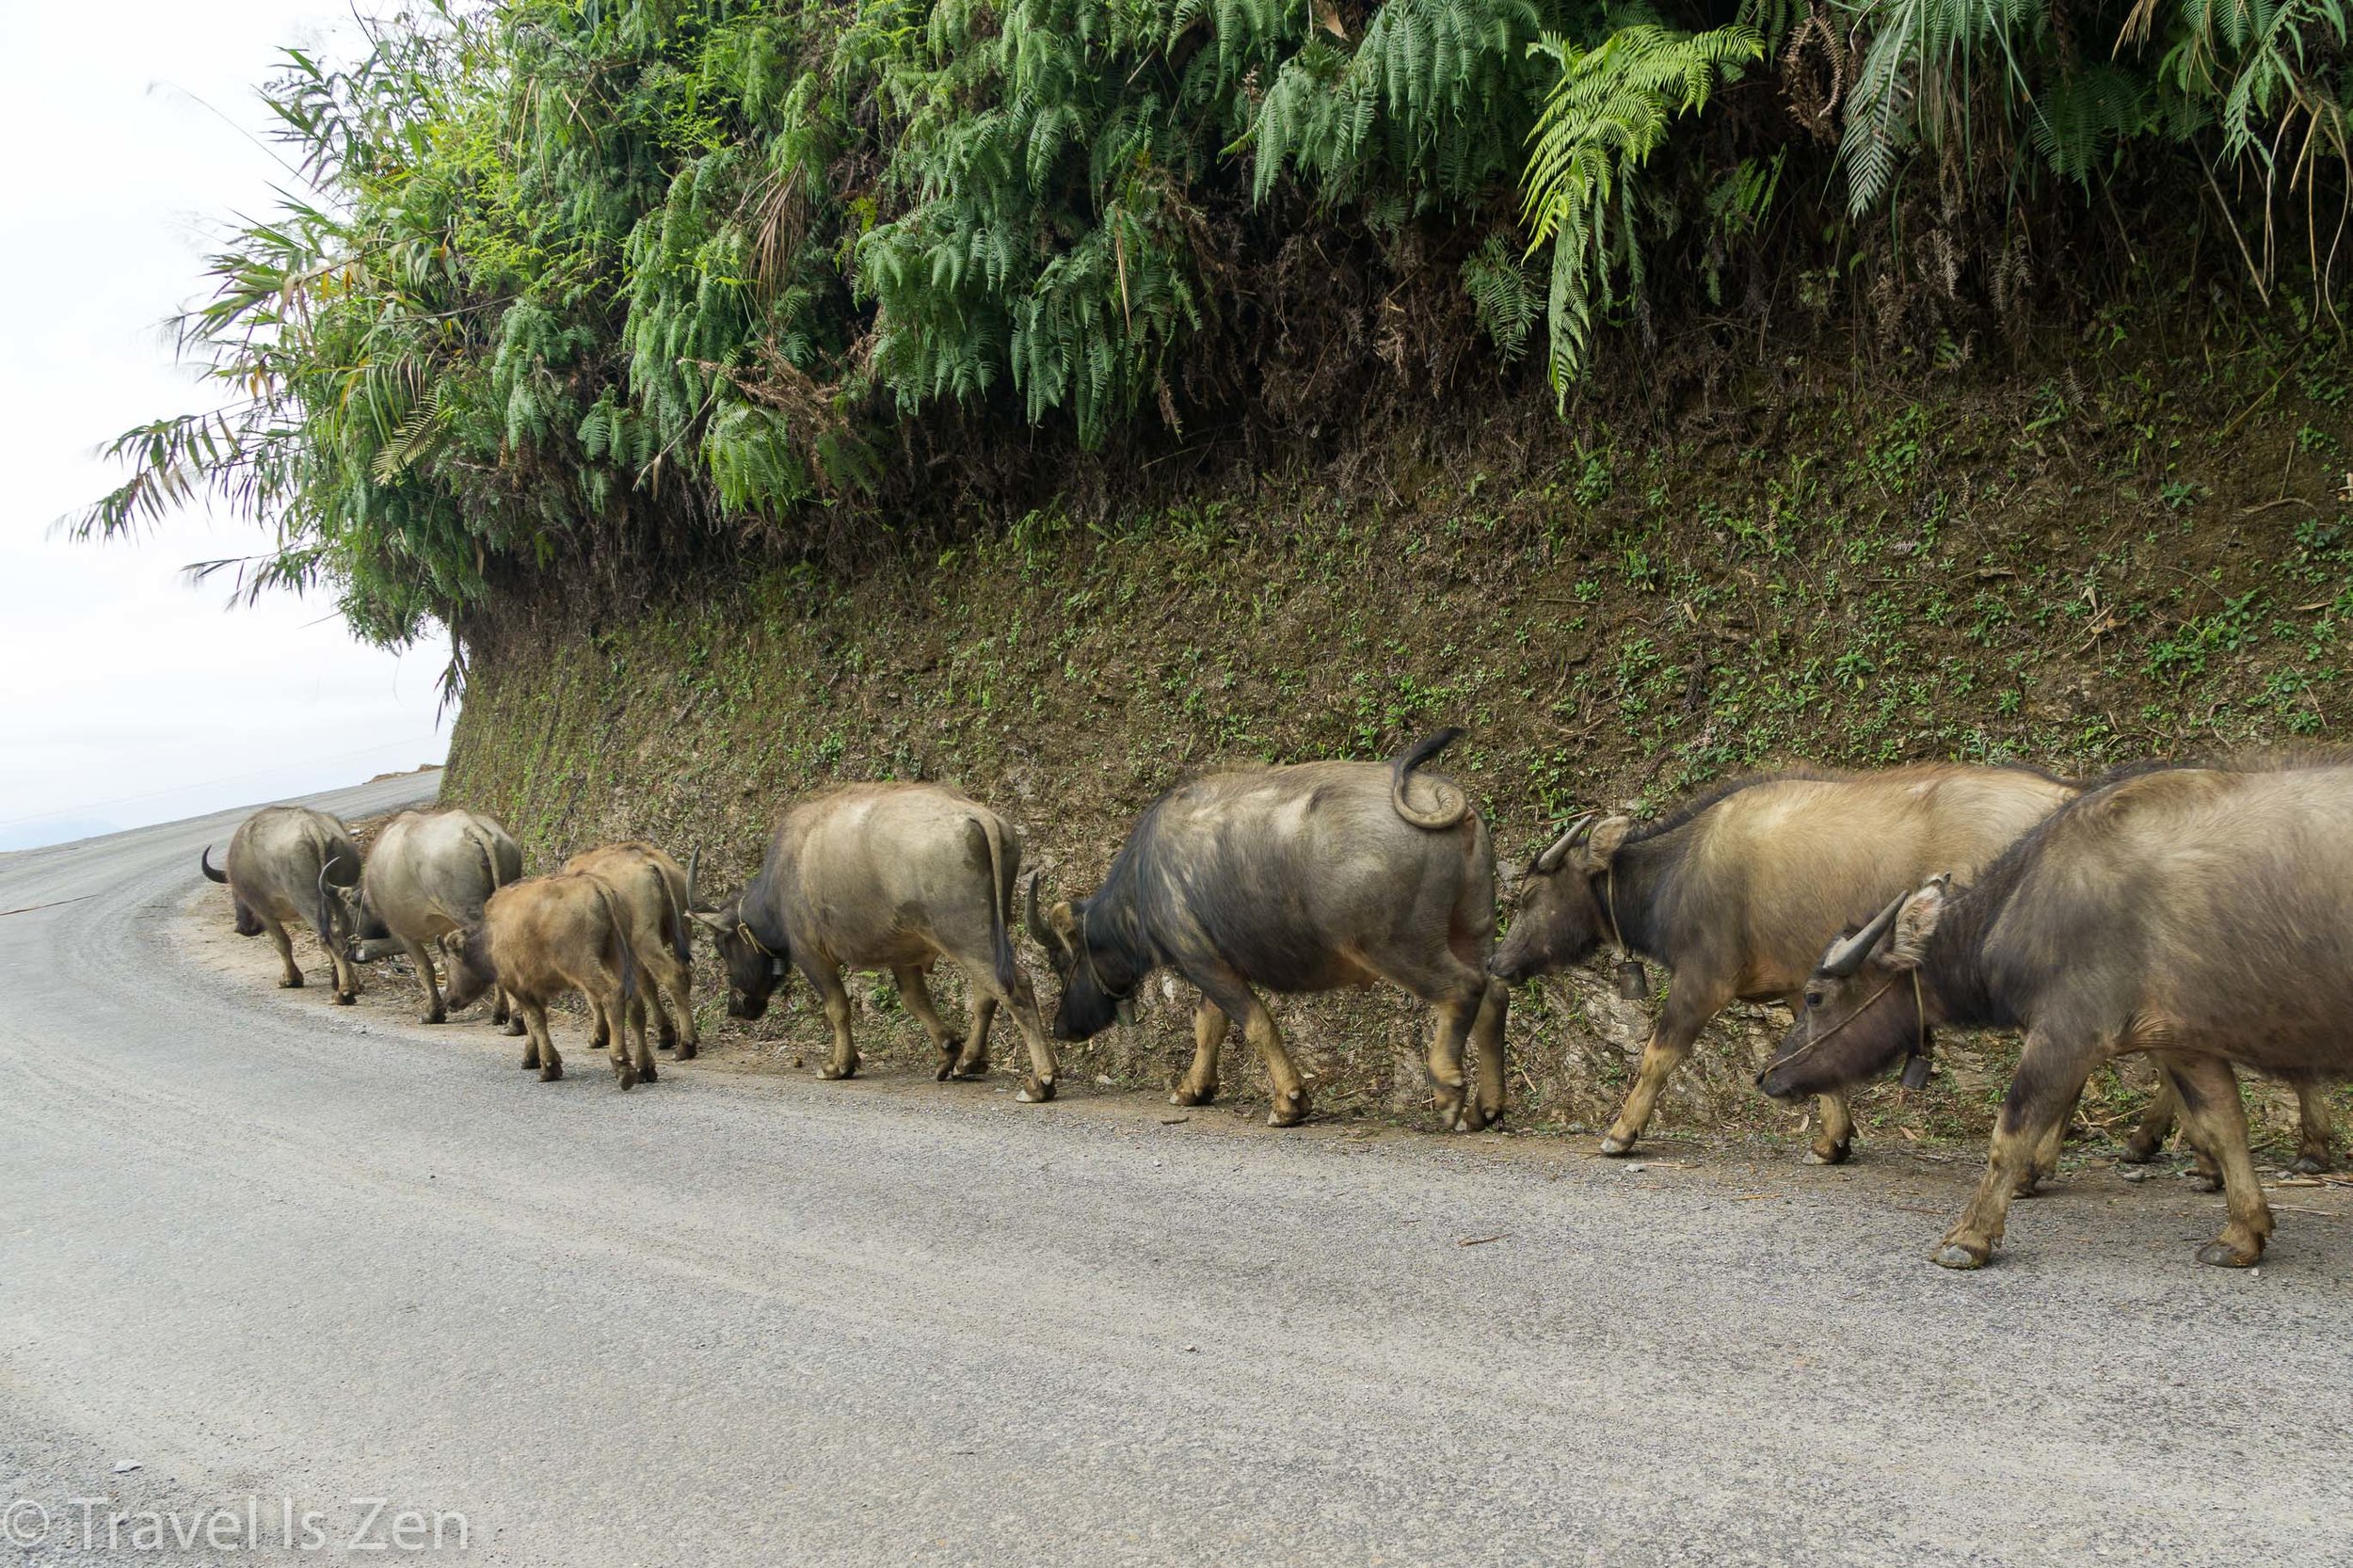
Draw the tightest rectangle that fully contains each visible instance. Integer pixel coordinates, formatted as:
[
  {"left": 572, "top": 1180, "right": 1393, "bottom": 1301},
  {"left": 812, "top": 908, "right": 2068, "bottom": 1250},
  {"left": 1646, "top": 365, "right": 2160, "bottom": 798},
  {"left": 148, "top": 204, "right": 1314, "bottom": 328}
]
[
  {"left": 1025, "top": 877, "right": 1128, "bottom": 1042},
  {"left": 1757, "top": 876, "right": 1950, "bottom": 1101},
  {"left": 690, "top": 900, "right": 787, "bottom": 1020},
  {"left": 440, "top": 923, "right": 498, "bottom": 1012},
  {"left": 1490, "top": 812, "right": 1635, "bottom": 984}
]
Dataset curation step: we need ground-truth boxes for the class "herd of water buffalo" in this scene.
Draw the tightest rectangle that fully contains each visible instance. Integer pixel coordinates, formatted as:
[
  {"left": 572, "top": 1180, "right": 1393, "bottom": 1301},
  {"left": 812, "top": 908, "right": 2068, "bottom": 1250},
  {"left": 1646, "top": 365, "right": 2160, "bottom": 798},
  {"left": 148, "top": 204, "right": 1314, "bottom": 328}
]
[{"left": 197, "top": 729, "right": 2352, "bottom": 1273}]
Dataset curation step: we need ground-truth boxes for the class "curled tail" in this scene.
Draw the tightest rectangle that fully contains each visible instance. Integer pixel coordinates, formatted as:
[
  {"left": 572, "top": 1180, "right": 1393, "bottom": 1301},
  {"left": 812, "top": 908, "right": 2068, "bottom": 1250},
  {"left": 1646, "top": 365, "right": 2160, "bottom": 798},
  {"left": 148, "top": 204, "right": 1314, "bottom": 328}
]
[
  {"left": 967, "top": 815, "right": 1020, "bottom": 996},
  {"left": 1390, "top": 727, "right": 1470, "bottom": 830}
]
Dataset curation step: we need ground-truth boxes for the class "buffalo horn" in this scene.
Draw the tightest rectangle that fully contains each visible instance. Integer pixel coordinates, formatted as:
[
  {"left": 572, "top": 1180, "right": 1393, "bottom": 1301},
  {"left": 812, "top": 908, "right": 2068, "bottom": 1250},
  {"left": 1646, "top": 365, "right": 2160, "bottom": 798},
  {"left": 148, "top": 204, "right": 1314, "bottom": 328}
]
[
  {"left": 1531, "top": 812, "right": 1599, "bottom": 876},
  {"left": 1024, "top": 874, "right": 1058, "bottom": 952},
  {"left": 200, "top": 846, "right": 228, "bottom": 884},
  {"left": 1820, "top": 892, "right": 1908, "bottom": 979}
]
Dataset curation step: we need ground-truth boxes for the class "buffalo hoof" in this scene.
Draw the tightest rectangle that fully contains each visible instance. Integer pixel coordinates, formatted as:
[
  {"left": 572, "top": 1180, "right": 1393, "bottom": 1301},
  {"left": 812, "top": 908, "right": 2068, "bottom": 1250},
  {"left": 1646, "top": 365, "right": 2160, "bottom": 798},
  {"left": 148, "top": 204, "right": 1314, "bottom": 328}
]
[
  {"left": 657, "top": 1038, "right": 677, "bottom": 1053},
  {"left": 1597, "top": 1134, "right": 1637, "bottom": 1157},
  {"left": 1169, "top": 1085, "right": 1216, "bottom": 1109},
  {"left": 421, "top": 1011, "right": 445, "bottom": 1027},
  {"left": 2010, "top": 1167, "right": 2051, "bottom": 1198},
  {"left": 2118, "top": 1138, "right": 2161, "bottom": 1165},
  {"left": 539, "top": 1064, "right": 563, "bottom": 1082},
  {"left": 1803, "top": 1140, "right": 1853, "bottom": 1167},
  {"left": 502, "top": 1018, "right": 527, "bottom": 1038},
  {"left": 1016, "top": 1074, "right": 1055, "bottom": 1104},
  {"left": 2190, "top": 1168, "right": 2225, "bottom": 1194},
  {"left": 333, "top": 991, "right": 357, "bottom": 1006},
  {"left": 934, "top": 1054, "right": 956, "bottom": 1082},
  {"left": 280, "top": 976, "right": 304, "bottom": 990},
  {"left": 2292, "top": 1152, "right": 2332, "bottom": 1176},
  {"left": 676, "top": 1041, "right": 698, "bottom": 1063},
  {"left": 1932, "top": 1241, "right": 1990, "bottom": 1270},
  {"left": 819, "top": 1062, "right": 857, "bottom": 1081},
  {"left": 2196, "top": 1240, "right": 2263, "bottom": 1268},
  {"left": 616, "top": 1065, "right": 638, "bottom": 1091},
  {"left": 637, "top": 1061, "right": 658, "bottom": 1085},
  {"left": 1266, "top": 1089, "right": 1309, "bottom": 1128}
]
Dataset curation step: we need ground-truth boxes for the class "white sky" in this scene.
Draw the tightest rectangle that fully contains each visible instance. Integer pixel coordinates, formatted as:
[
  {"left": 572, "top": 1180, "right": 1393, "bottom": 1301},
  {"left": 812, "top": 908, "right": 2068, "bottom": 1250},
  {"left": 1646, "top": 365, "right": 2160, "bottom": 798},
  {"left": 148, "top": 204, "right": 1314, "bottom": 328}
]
[{"left": 0, "top": 1, "right": 449, "bottom": 851}]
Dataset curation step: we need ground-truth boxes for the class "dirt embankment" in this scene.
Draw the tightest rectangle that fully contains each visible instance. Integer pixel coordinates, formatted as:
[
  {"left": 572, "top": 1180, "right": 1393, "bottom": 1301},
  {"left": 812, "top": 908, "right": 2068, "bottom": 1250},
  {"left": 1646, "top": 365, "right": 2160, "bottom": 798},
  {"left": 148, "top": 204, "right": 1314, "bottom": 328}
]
[{"left": 438, "top": 342, "right": 2353, "bottom": 1157}]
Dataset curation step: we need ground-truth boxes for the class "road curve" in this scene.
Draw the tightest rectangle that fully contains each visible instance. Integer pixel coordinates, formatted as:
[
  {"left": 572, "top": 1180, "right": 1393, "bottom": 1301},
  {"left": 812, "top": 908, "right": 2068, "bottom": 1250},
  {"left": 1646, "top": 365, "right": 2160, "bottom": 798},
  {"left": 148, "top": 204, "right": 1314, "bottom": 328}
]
[{"left": 3, "top": 782, "right": 2350, "bottom": 1565}]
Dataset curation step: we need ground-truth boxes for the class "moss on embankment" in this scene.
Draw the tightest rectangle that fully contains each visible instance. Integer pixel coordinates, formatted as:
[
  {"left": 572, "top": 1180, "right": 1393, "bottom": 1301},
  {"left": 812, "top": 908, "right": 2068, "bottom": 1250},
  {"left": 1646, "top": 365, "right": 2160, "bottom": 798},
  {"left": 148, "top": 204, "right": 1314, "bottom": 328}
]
[{"left": 442, "top": 338, "right": 2353, "bottom": 1156}]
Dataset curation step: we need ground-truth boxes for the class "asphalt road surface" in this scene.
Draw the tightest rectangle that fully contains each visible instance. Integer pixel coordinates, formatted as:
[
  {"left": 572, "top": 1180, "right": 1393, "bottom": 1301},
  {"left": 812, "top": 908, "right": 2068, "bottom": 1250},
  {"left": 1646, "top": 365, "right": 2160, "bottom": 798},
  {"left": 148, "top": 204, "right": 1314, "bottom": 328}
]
[{"left": 5, "top": 781, "right": 2351, "bottom": 1566}]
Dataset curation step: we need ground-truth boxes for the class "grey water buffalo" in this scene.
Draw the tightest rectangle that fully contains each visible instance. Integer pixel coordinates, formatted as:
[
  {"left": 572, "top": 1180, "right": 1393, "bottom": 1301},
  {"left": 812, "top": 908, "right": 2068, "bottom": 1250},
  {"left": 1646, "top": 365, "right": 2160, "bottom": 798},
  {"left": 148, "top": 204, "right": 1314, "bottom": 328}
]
[
  {"left": 442, "top": 872, "right": 651, "bottom": 1087},
  {"left": 200, "top": 806, "right": 364, "bottom": 1003},
  {"left": 1026, "top": 729, "right": 1507, "bottom": 1130},
  {"left": 1492, "top": 764, "right": 2076, "bottom": 1163},
  {"left": 565, "top": 841, "right": 699, "bottom": 1060},
  {"left": 694, "top": 782, "right": 1060, "bottom": 1102},
  {"left": 348, "top": 808, "right": 522, "bottom": 1026},
  {"left": 1758, "top": 761, "right": 2353, "bottom": 1270}
]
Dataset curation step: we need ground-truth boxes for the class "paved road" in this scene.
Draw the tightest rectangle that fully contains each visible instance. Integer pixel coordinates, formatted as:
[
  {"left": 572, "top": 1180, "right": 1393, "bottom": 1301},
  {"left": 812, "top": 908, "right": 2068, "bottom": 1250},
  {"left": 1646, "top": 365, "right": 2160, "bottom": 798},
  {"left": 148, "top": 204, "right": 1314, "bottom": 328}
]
[{"left": 4, "top": 783, "right": 2350, "bottom": 1565}]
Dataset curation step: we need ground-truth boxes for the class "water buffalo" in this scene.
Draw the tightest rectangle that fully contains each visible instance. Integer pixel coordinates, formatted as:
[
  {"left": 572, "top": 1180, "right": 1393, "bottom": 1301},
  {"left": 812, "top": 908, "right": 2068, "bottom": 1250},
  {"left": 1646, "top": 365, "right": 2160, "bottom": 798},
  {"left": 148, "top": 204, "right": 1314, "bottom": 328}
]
[
  {"left": 200, "top": 805, "right": 363, "bottom": 1003},
  {"left": 565, "top": 841, "right": 699, "bottom": 1060},
  {"left": 692, "top": 783, "right": 1060, "bottom": 1102},
  {"left": 1491, "top": 764, "right": 2076, "bottom": 1163},
  {"left": 442, "top": 872, "right": 651, "bottom": 1087},
  {"left": 1758, "top": 762, "right": 2353, "bottom": 1269},
  {"left": 347, "top": 808, "right": 523, "bottom": 1027},
  {"left": 1025, "top": 729, "right": 1507, "bottom": 1130}
]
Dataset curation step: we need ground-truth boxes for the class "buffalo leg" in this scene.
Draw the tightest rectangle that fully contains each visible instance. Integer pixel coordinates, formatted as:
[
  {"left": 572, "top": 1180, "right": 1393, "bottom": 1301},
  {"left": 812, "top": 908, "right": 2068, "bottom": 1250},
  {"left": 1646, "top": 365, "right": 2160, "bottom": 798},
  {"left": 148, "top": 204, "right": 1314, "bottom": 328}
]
[
  {"left": 803, "top": 961, "right": 858, "bottom": 1080},
  {"left": 1196, "top": 970, "right": 1306, "bottom": 1128},
  {"left": 2292, "top": 1080, "right": 2335, "bottom": 1174},
  {"left": 2121, "top": 1078, "right": 2179, "bottom": 1162},
  {"left": 897, "top": 967, "right": 965, "bottom": 1080},
  {"left": 1359, "top": 951, "right": 1489, "bottom": 1132},
  {"left": 1174, "top": 1001, "right": 1228, "bottom": 1107},
  {"left": 1806, "top": 1091, "right": 1858, "bottom": 1167},
  {"left": 1467, "top": 980, "right": 1510, "bottom": 1130},
  {"left": 401, "top": 937, "right": 446, "bottom": 1025},
  {"left": 635, "top": 944, "right": 696, "bottom": 1059},
  {"left": 984, "top": 963, "right": 1057, "bottom": 1105},
  {"left": 2163, "top": 1055, "right": 2272, "bottom": 1266},
  {"left": 591, "top": 988, "right": 643, "bottom": 1090},
  {"left": 955, "top": 997, "right": 1000, "bottom": 1080},
  {"left": 264, "top": 918, "right": 304, "bottom": 989},
  {"left": 316, "top": 920, "right": 359, "bottom": 1005},
  {"left": 1599, "top": 979, "right": 1723, "bottom": 1156},
  {"left": 1935, "top": 1030, "right": 2094, "bottom": 1269},
  {"left": 520, "top": 1002, "right": 562, "bottom": 1082},
  {"left": 498, "top": 988, "right": 526, "bottom": 1036}
]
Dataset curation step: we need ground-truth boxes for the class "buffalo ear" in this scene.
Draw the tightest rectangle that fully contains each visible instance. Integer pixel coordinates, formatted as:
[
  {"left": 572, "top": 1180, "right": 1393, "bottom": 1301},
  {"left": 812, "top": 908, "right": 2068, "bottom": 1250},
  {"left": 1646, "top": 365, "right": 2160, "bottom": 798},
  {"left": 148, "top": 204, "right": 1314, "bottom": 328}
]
[
  {"left": 1584, "top": 814, "right": 1635, "bottom": 870},
  {"left": 1048, "top": 900, "right": 1080, "bottom": 945},
  {"left": 1888, "top": 876, "right": 1950, "bottom": 969},
  {"left": 688, "top": 909, "right": 734, "bottom": 935}
]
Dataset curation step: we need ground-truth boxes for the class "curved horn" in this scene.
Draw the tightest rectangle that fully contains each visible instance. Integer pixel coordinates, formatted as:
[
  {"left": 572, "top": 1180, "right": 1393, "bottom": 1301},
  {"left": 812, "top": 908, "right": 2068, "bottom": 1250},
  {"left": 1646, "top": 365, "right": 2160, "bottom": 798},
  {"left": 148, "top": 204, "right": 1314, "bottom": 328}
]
[
  {"left": 1819, "top": 891, "right": 1909, "bottom": 979},
  {"left": 1024, "top": 874, "right": 1057, "bottom": 950},
  {"left": 684, "top": 849, "right": 701, "bottom": 911},
  {"left": 1531, "top": 812, "right": 1599, "bottom": 876},
  {"left": 200, "top": 845, "right": 228, "bottom": 884}
]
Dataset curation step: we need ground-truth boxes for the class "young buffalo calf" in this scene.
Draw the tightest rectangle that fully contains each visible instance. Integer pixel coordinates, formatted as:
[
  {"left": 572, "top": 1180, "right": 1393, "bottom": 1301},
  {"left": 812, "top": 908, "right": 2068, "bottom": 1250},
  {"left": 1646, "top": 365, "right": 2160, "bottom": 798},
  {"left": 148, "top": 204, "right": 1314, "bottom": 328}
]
[{"left": 443, "top": 872, "right": 652, "bottom": 1088}]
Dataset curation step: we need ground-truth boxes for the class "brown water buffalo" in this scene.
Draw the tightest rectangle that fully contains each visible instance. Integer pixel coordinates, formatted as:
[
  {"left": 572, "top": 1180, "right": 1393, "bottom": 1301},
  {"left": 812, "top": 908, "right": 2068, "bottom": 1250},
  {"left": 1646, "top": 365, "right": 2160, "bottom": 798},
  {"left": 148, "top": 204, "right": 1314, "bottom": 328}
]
[
  {"left": 565, "top": 841, "right": 699, "bottom": 1060},
  {"left": 442, "top": 872, "right": 650, "bottom": 1087},
  {"left": 347, "top": 808, "right": 522, "bottom": 1026},
  {"left": 1025, "top": 729, "right": 1507, "bottom": 1130},
  {"left": 200, "top": 806, "right": 363, "bottom": 1003},
  {"left": 693, "top": 783, "right": 1059, "bottom": 1102},
  {"left": 1491, "top": 764, "right": 2077, "bottom": 1163},
  {"left": 1758, "top": 761, "right": 2353, "bottom": 1270}
]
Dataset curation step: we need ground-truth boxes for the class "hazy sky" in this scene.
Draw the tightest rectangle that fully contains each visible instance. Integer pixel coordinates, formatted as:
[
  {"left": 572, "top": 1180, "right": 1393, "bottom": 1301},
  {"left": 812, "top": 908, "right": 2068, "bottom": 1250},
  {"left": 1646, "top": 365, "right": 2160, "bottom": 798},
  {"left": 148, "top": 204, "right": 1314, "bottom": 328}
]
[{"left": 0, "top": 1, "right": 449, "bottom": 851}]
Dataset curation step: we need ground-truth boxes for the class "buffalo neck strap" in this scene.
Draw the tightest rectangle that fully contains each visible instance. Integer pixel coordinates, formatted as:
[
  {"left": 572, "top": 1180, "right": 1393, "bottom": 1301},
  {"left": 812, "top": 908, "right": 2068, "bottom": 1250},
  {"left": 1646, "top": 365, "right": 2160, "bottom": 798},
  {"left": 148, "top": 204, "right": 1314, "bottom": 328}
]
[{"left": 737, "top": 920, "right": 780, "bottom": 961}]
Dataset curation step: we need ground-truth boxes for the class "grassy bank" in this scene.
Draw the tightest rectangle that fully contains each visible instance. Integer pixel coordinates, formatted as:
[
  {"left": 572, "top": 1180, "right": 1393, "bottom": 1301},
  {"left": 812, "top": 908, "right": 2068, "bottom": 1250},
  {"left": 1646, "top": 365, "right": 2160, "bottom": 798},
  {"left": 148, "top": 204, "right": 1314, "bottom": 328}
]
[{"left": 442, "top": 336, "right": 2353, "bottom": 1156}]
